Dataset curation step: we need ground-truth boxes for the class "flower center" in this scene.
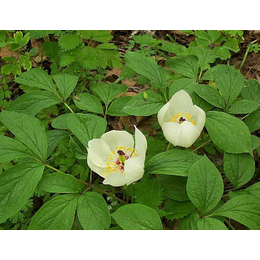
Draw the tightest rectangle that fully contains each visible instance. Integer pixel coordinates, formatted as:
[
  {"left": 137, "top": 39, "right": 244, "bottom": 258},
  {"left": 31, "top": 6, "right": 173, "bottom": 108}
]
[
  {"left": 106, "top": 146, "right": 139, "bottom": 173},
  {"left": 169, "top": 112, "right": 196, "bottom": 125}
]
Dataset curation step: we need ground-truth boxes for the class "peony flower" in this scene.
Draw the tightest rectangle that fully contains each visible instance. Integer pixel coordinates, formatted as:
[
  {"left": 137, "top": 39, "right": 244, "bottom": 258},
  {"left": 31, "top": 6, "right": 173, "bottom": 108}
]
[
  {"left": 87, "top": 126, "right": 147, "bottom": 187},
  {"left": 158, "top": 90, "right": 206, "bottom": 148}
]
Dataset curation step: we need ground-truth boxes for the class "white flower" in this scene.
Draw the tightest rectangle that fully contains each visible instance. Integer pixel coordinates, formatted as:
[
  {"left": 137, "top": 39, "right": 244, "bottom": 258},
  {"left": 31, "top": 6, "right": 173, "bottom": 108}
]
[
  {"left": 87, "top": 126, "right": 147, "bottom": 187},
  {"left": 158, "top": 90, "right": 206, "bottom": 148}
]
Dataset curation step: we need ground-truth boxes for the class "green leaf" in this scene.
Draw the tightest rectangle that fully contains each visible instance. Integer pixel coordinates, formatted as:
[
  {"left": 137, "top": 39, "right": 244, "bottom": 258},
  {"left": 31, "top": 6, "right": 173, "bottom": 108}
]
[
  {"left": 1, "top": 64, "right": 13, "bottom": 75},
  {"left": 51, "top": 114, "right": 69, "bottom": 130},
  {"left": 241, "top": 80, "right": 260, "bottom": 102},
  {"left": 92, "top": 83, "right": 127, "bottom": 107},
  {"left": 164, "top": 200, "right": 196, "bottom": 220},
  {"left": 252, "top": 135, "right": 260, "bottom": 150},
  {"left": 178, "top": 212, "right": 199, "bottom": 230},
  {"left": 125, "top": 52, "right": 166, "bottom": 91},
  {"left": 58, "top": 33, "right": 82, "bottom": 51},
  {"left": 245, "top": 182, "right": 260, "bottom": 198},
  {"left": 42, "top": 41, "right": 60, "bottom": 63},
  {"left": 228, "top": 100, "right": 259, "bottom": 114},
  {"left": 15, "top": 68, "right": 56, "bottom": 93},
  {"left": 52, "top": 73, "right": 79, "bottom": 101},
  {"left": 134, "top": 177, "right": 164, "bottom": 209},
  {"left": 79, "top": 30, "right": 113, "bottom": 42},
  {"left": 59, "top": 52, "right": 76, "bottom": 67},
  {"left": 223, "top": 153, "right": 255, "bottom": 189},
  {"left": 112, "top": 204, "right": 162, "bottom": 230},
  {"left": 189, "top": 46, "right": 217, "bottom": 71},
  {"left": 73, "top": 93, "right": 103, "bottom": 114},
  {"left": 47, "top": 130, "right": 69, "bottom": 157},
  {"left": 145, "top": 149, "right": 201, "bottom": 177},
  {"left": 78, "top": 46, "right": 103, "bottom": 70},
  {"left": 213, "top": 46, "right": 231, "bottom": 60},
  {"left": 66, "top": 113, "right": 107, "bottom": 147},
  {"left": 195, "top": 84, "right": 225, "bottom": 109},
  {"left": 122, "top": 90, "right": 165, "bottom": 116},
  {"left": 158, "top": 175, "right": 189, "bottom": 201},
  {"left": 223, "top": 38, "right": 239, "bottom": 52},
  {"left": 168, "top": 78, "right": 197, "bottom": 97},
  {"left": 158, "top": 41, "right": 188, "bottom": 55},
  {"left": 77, "top": 192, "right": 111, "bottom": 230},
  {"left": 107, "top": 96, "right": 132, "bottom": 116},
  {"left": 213, "top": 195, "right": 260, "bottom": 230},
  {"left": 0, "top": 162, "right": 45, "bottom": 223},
  {"left": 215, "top": 65, "right": 244, "bottom": 108},
  {"left": 187, "top": 156, "right": 224, "bottom": 214},
  {"left": 0, "top": 110, "right": 48, "bottom": 161},
  {"left": 205, "top": 111, "right": 252, "bottom": 154},
  {"left": 29, "top": 194, "right": 78, "bottom": 230},
  {"left": 7, "top": 91, "right": 61, "bottom": 116},
  {"left": 0, "top": 135, "right": 32, "bottom": 163},
  {"left": 244, "top": 111, "right": 260, "bottom": 133},
  {"left": 197, "top": 218, "right": 228, "bottom": 230},
  {"left": 69, "top": 136, "right": 88, "bottom": 160},
  {"left": 166, "top": 55, "right": 198, "bottom": 79},
  {"left": 39, "top": 172, "right": 85, "bottom": 193}
]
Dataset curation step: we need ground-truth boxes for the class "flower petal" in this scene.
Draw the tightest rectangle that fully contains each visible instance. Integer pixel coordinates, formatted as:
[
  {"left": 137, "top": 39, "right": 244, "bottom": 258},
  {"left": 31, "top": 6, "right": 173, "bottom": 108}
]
[
  {"left": 103, "top": 172, "right": 129, "bottom": 187},
  {"left": 124, "top": 156, "right": 145, "bottom": 185},
  {"left": 134, "top": 126, "right": 147, "bottom": 157},
  {"left": 101, "top": 130, "right": 134, "bottom": 150},
  {"left": 191, "top": 105, "right": 206, "bottom": 132},
  {"left": 162, "top": 121, "right": 201, "bottom": 148},
  {"left": 157, "top": 102, "right": 171, "bottom": 126},
  {"left": 87, "top": 139, "right": 111, "bottom": 168},
  {"left": 87, "top": 156, "right": 108, "bottom": 178},
  {"left": 169, "top": 90, "right": 193, "bottom": 115}
]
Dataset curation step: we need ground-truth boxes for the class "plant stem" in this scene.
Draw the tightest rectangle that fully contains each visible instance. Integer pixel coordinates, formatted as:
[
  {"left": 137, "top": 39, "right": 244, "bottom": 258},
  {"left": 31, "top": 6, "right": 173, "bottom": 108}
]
[
  {"left": 44, "top": 163, "right": 64, "bottom": 173},
  {"left": 192, "top": 139, "right": 211, "bottom": 152},
  {"left": 225, "top": 219, "right": 235, "bottom": 230},
  {"left": 63, "top": 101, "right": 75, "bottom": 113},
  {"left": 239, "top": 42, "right": 252, "bottom": 71},
  {"left": 166, "top": 142, "right": 171, "bottom": 151}
]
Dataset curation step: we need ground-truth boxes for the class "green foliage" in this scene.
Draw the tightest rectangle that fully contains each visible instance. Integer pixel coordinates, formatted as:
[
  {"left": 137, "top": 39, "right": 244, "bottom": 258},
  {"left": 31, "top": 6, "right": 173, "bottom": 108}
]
[
  {"left": 77, "top": 192, "right": 111, "bottom": 230},
  {"left": 187, "top": 156, "right": 224, "bottom": 215},
  {"left": 197, "top": 218, "right": 228, "bottom": 230},
  {"left": 112, "top": 204, "right": 163, "bottom": 230}
]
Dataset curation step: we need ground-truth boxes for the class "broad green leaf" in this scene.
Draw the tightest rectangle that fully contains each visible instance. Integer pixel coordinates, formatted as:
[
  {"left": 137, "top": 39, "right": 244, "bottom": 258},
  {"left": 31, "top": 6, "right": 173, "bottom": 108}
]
[
  {"left": 107, "top": 96, "right": 132, "bottom": 116},
  {"left": 251, "top": 135, "right": 260, "bottom": 150},
  {"left": 73, "top": 93, "right": 103, "bottom": 114},
  {"left": 245, "top": 182, "right": 260, "bottom": 198},
  {"left": 228, "top": 100, "right": 259, "bottom": 114},
  {"left": 66, "top": 113, "right": 107, "bottom": 147},
  {"left": 29, "top": 194, "right": 78, "bottom": 230},
  {"left": 112, "top": 204, "right": 162, "bottom": 230},
  {"left": 168, "top": 78, "right": 196, "bottom": 97},
  {"left": 39, "top": 172, "right": 85, "bottom": 193},
  {"left": 223, "top": 38, "right": 239, "bottom": 52},
  {"left": 158, "top": 41, "right": 188, "bottom": 55},
  {"left": 7, "top": 91, "right": 61, "bottom": 116},
  {"left": 15, "top": 68, "right": 56, "bottom": 92},
  {"left": 46, "top": 130, "right": 69, "bottom": 157},
  {"left": 51, "top": 114, "right": 69, "bottom": 130},
  {"left": 241, "top": 80, "right": 260, "bottom": 102},
  {"left": 0, "top": 110, "right": 48, "bottom": 161},
  {"left": 213, "top": 46, "right": 231, "bottom": 60},
  {"left": 223, "top": 153, "right": 255, "bottom": 189},
  {"left": 166, "top": 55, "right": 198, "bottom": 79},
  {"left": 213, "top": 195, "right": 260, "bottom": 230},
  {"left": 215, "top": 65, "right": 244, "bottom": 108},
  {"left": 195, "top": 84, "right": 225, "bottom": 109},
  {"left": 52, "top": 73, "right": 79, "bottom": 101},
  {"left": 145, "top": 149, "right": 201, "bottom": 177},
  {"left": 189, "top": 46, "right": 217, "bottom": 71},
  {"left": 69, "top": 136, "right": 88, "bottom": 160},
  {"left": 0, "top": 162, "right": 45, "bottom": 223},
  {"left": 187, "top": 156, "right": 224, "bottom": 214},
  {"left": 78, "top": 46, "right": 103, "bottom": 70},
  {"left": 125, "top": 52, "right": 166, "bottom": 91},
  {"left": 58, "top": 33, "right": 82, "bottom": 51},
  {"left": 244, "top": 111, "right": 260, "bottom": 133},
  {"left": 134, "top": 177, "right": 164, "bottom": 209},
  {"left": 164, "top": 200, "right": 196, "bottom": 220},
  {"left": 59, "top": 52, "right": 76, "bottom": 67},
  {"left": 42, "top": 41, "right": 60, "bottom": 63},
  {"left": 77, "top": 192, "right": 111, "bottom": 230},
  {"left": 0, "top": 135, "right": 32, "bottom": 163},
  {"left": 197, "top": 218, "right": 228, "bottom": 230},
  {"left": 92, "top": 83, "right": 127, "bottom": 106},
  {"left": 122, "top": 90, "right": 165, "bottom": 116},
  {"left": 78, "top": 30, "right": 113, "bottom": 42},
  {"left": 205, "top": 111, "right": 252, "bottom": 154},
  {"left": 178, "top": 212, "right": 199, "bottom": 230},
  {"left": 158, "top": 175, "right": 189, "bottom": 201}
]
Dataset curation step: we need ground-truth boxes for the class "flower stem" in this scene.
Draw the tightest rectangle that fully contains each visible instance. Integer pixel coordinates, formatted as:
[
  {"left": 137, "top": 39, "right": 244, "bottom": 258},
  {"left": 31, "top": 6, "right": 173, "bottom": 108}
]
[
  {"left": 63, "top": 101, "right": 75, "bottom": 113},
  {"left": 192, "top": 139, "right": 211, "bottom": 152},
  {"left": 166, "top": 142, "right": 171, "bottom": 151}
]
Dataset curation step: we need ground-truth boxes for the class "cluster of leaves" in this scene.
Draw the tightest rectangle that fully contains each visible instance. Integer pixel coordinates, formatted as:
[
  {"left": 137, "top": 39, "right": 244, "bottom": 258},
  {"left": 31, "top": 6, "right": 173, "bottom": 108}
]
[{"left": 0, "top": 30, "right": 260, "bottom": 230}]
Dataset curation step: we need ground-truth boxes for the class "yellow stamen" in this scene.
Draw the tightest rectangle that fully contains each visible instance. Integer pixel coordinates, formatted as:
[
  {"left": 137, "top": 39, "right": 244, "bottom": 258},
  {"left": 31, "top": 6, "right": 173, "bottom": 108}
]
[{"left": 169, "top": 112, "right": 196, "bottom": 125}]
